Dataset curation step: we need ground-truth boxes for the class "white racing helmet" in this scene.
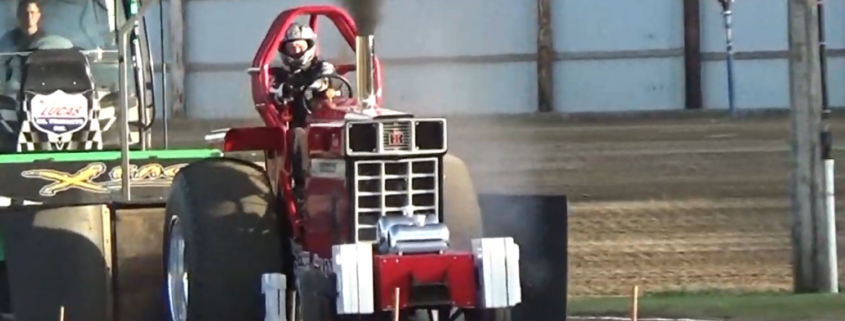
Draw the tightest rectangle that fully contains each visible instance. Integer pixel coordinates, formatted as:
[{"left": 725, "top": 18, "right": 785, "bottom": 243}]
[{"left": 279, "top": 23, "right": 317, "bottom": 71}]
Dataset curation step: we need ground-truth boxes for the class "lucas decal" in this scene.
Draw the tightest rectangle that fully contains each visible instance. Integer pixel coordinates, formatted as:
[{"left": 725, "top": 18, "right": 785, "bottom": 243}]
[{"left": 28, "top": 90, "right": 90, "bottom": 136}]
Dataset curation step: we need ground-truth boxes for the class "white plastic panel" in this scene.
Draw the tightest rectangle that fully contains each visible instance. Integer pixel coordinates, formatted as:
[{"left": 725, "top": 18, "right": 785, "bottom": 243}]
[
  {"left": 261, "top": 273, "right": 287, "bottom": 321},
  {"left": 332, "top": 243, "right": 374, "bottom": 314},
  {"left": 472, "top": 237, "right": 522, "bottom": 308}
]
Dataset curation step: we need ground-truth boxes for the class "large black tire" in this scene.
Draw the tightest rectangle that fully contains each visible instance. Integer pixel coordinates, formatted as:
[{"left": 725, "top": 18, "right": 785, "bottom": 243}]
[{"left": 162, "top": 158, "right": 287, "bottom": 321}]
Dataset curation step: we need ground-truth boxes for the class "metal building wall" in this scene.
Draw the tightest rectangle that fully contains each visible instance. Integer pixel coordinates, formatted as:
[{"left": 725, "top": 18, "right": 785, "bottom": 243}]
[
  {"left": 700, "top": 0, "right": 790, "bottom": 110},
  {"left": 145, "top": 0, "right": 537, "bottom": 119},
  {"left": 143, "top": 0, "right": 845, "bottom": 118},
  {"left": 553, "top": 0, "right": 685, "bottom": 112},
  {"left": 698, "top": 0, "right": 844, "bottom": 110},
  {"left": 821, "top": 0, "right": 845, "bottom": 109},
  {"left": 144, "top": 1, "right": 169, "bottom": 120}
]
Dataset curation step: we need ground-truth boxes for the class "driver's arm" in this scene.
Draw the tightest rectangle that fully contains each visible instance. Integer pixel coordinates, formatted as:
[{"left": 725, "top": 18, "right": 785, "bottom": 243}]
[
  {"left": 306, "top": 61, "right": 337, "bottom": 93},
  {"left": 0, "top": 31, "right": 14, "bottom": 92},
  {"left": 1, "top": 56, "right": 22, "bottom": 95},
  {"left": 309, "top": 61, "right": 344, "bottom": 101}
]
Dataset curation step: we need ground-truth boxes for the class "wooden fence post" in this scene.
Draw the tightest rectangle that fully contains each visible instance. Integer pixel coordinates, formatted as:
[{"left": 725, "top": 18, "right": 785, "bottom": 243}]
[
  {"left": 683, "top": 0, "right": 702, "bottom": 109},
  {"left": 537, "top": 0, "right": 554, "bottom": 113},
  {"left": 168, "top": 0, "right": 186, "bottom": 118}
]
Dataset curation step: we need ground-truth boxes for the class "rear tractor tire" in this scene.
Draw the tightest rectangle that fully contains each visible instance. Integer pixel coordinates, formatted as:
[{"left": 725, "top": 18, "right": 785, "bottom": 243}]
[
  {"left": 442, "top": 153, "right": 482, "bottom": 251},
  {"left": 162, "top": 158, "right": 289, "bottom": 321}
]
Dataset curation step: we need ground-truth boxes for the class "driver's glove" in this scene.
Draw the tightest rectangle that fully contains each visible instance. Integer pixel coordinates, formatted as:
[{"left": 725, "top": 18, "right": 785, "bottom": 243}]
[
  {"left": 269, "top": 83, "right": 286, "bottom": 99},
  {"left": 307, "top": 78, "right": 330, "bottom": 93},
  {"left": 269, "top": 83, "right": 294, "bottom": 104}
]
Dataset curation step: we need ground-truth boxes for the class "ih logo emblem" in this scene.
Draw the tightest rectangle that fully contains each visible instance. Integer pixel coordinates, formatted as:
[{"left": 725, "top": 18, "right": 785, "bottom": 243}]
[{"left": 388, "top": 128, "right": 404, "bottom": 146}]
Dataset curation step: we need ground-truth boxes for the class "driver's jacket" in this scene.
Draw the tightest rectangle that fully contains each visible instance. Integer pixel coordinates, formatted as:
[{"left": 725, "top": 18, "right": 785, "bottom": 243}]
[
  {"left": 0, "top": 28, "right": 46, "bottom": 96},
  {"left": 270, "top": 59, "right": 336, "bottom": 127},
  {"left": 270, "top": 59, "right": 337, "bottom": 99}
]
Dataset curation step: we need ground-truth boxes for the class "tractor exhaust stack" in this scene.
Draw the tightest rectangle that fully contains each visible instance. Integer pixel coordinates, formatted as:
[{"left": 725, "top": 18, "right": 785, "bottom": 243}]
[{"left": 355, "top": 35, "right": 376, "bottom": 109}]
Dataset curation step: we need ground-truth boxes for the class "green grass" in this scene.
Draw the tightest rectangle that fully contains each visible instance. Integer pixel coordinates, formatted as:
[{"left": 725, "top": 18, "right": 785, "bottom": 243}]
[{"left": 568, "top": 291, "right": 845, "bottom": 321}]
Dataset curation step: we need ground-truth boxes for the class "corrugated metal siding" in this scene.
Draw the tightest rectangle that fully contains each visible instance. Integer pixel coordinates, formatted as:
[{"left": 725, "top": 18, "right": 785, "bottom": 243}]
[
  {"left": 820, "top": 0, "right": 843, "bottom": 110},
  {"left": 344, "top": 0, "right": 537, "bottom": 116},
  {"left": 553, "top": 0, "right": 684, "bottom": 112},
  {"left": 700, "top": 0, "right": 788, "bottom": 110},
  {"left": 146, "top": 2, "right": 168, "bottom": 120},
  {"left": 145, "top": 0, "right": 536, "bottom": 119},
  {"left": 141, "top": 0, "right": 845, "bottom": 118}
]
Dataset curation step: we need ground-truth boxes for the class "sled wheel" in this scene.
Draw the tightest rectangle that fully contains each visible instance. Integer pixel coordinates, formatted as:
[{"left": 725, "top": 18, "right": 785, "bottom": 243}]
[{"left": 163, "top": 157, "right": 287, "bottom": 321}]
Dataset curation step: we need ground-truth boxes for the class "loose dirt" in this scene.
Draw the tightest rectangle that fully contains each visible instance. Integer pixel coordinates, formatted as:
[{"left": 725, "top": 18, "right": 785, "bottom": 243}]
[{"left": 445, "top": 113, "right": 845, "bottom": 296}]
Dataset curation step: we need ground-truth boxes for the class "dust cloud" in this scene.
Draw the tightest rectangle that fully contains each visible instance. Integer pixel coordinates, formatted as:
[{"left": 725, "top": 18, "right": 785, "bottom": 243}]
[{"left": 338, "top": 0, "right": 385, "bottom": 36}]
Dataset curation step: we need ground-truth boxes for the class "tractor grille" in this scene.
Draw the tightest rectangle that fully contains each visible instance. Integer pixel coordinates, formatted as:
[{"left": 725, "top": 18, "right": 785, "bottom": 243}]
[
  {"left": 345, "top": 118, "right": 447, "bottom": 156},
  {"left": 381, "top": 121, "right": 412, "bottom": 151},
  {"left": 353, "top": 157, "right": 440, "bottom": 242}
]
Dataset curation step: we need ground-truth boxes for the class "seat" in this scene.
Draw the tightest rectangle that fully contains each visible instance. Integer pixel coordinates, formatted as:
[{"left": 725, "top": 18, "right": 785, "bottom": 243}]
[{"left": 16, "top": 48, "right": 97, "bottom": 151}]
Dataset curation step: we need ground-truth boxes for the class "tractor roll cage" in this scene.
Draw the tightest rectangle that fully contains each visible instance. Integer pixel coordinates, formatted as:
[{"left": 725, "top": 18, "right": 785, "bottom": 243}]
[{"left": 249, "top": 5, "right": 385, "bottom": 128}]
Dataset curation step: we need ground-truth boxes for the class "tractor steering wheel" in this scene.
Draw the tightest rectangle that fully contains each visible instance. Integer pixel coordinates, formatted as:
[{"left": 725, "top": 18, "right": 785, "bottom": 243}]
[{"left": 297, "top": 73, "right": 354, "bottom": 114}]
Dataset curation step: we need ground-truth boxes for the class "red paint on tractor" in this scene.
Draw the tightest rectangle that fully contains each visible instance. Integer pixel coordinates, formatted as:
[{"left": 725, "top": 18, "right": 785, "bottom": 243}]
[
  {"left": 374, "top": 253, "right": 478, "bottom": 311},
  {"left": 222, "top": 126, "right": 285, "bottom": 152},
  {"left": 302, "top": 174, "right": 350, "bottom": 259},
  {"left": 247, "top": 6, "right": 386, "bottom": 251}
]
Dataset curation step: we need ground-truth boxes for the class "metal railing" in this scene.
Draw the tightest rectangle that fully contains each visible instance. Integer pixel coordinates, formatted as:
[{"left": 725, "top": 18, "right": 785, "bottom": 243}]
[{"left": 118, "top": 0, "right": 159, "bottom": 201}]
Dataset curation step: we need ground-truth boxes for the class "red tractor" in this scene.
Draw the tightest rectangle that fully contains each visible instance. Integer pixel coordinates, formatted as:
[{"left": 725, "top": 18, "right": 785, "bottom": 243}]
[{"left": 161, "top": 5, "right": 522, "bottom": 321}]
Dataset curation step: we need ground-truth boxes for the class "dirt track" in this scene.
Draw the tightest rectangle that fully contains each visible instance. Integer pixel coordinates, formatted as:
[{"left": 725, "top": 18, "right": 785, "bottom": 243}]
[
  {"left": 446, "top": 112, "right": 845, "bottom": 297},
  {"left": 160, "top": 111, "right": 845, "bottom": 297}
]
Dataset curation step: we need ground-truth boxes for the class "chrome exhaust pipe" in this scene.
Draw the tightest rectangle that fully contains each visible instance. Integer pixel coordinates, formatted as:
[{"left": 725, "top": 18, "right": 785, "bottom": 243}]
[{"left": 355, "top": 35, "right": 376, "bottom": 109}]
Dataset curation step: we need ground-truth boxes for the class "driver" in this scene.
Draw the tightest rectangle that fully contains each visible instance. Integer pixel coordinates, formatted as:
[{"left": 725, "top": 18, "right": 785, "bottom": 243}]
[
  {"left": 0, "top": 0, "right": 46, "bottom": 52},
  {"left": 269, "top": 23, "right": 340, "bottom": 203},
  {"left": 270, "top": 23, "right": 339, "bottom": 127},
  {"left": 0, "top": 0, "right": 45, "bottom": 95}
]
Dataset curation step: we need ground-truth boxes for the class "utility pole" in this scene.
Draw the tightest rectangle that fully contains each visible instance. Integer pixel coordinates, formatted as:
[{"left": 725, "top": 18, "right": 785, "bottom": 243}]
[{"left": 787, "top": 0, "right": 834, "bottom": 293}]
